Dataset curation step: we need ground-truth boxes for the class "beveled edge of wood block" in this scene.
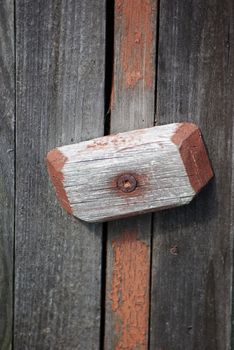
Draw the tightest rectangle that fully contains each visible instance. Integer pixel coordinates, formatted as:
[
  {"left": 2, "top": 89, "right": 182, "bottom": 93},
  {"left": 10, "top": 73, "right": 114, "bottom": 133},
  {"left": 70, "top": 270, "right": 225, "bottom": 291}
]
[
  {"left": 47, "top": 149, "right": 73, "bottom": 215},
  {"left": 172, "top": 123, "right": 214, "bottom": 193}
]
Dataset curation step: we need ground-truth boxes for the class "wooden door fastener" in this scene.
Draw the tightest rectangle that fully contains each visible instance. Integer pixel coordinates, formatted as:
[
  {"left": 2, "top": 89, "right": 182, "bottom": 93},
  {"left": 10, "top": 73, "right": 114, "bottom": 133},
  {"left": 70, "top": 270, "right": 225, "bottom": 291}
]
[{"left": 47, "top": 122, "right": 213, "bottom": 222}]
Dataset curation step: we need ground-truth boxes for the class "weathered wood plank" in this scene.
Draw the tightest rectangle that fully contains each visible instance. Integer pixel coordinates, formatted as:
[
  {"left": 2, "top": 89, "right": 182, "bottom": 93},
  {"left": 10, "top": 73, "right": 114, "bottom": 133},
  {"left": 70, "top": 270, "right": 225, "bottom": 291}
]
[
  {"left": 150, "top": 0, "right": 234, "bottom": 349},
  {"left": 0, "top": 1, "right": 14, "bottom": 349},
  {"left": 231, "top": 116, "right": 234, "bottom": 348},
  {"left": 15, "top": 1, "right": 105, "bottom": 349},
  {"left": 47, "top": 123, "right": 213, "bottom": 222},
  {"left": 105, "top": 1, "right": 157, "bottom": 349}
]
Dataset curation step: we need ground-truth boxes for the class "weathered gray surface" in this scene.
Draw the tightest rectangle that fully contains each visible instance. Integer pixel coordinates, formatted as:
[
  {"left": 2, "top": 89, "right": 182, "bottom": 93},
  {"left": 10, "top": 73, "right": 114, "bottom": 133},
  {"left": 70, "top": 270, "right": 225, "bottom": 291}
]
[
  {"left": 232, "top": 112, "right": 234, "bottom": 348},
  {"left": 150, "top": 0, "right": 234, "bottom": 349},
  {"left": 15, "top": 1, "right": 105, "bottom": 349},
  {"left": 0, "top": 0, "right": 232, "bottom": 348},
  {"left": 0, "top": 1, "right": 14, "bottom": 349},
  {"left": 49, "top": 123, "right": 213, "bottom": 222}
]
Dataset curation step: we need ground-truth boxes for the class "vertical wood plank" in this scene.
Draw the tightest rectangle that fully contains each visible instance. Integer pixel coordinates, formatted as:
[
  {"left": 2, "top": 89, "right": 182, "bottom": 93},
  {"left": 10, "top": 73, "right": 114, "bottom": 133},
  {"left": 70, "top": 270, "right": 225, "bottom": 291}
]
[
  {"left": 150, "top": 0, "right": 234, "bottom": 349},
  {"left": 0, "top": 1, "right": 14, "bottom": 349},
  {"left": 15, "top": 1, "right": 105, "bottom": 349},
  {"left": 105, "top": 1, "right": 157, "bottom": 349},
  {"left": 231, "top": 116, "right": 234, "bottom": 348}
]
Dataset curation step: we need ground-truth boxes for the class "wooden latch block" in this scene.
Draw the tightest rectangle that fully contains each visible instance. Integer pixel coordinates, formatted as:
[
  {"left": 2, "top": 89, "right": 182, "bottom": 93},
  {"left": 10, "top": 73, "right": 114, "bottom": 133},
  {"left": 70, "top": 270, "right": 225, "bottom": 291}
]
[{"left": 47, "top": 123, "right": 213, "bottom": 222}]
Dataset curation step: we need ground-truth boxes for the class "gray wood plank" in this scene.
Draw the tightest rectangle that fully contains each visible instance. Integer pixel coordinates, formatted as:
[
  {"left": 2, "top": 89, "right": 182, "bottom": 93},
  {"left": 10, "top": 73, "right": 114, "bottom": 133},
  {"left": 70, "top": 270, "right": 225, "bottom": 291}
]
[
  {"left": 150, "top": 0, "right": 234, "bottom": 349},
  {"left": 231, "top": 110, "right": 234, "bottom": 349},
  {"left": 0, "top": 1, "right": 14, "bottom": 349},
  {"left": 105, "top": 1, "right": 157, "bottom": 349},
  {"left": 15, "top": 1, "right": 105, "bottom": 349}
]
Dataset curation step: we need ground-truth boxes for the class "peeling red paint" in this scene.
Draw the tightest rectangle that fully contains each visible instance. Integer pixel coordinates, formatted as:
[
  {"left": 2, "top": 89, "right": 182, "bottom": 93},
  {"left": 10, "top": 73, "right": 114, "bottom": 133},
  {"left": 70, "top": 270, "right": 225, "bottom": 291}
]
[
  {"left": 47, "top": 149, "right": 73, "bottom": 214},
  {"left": 87, "top": 140, "right": 108, "bottom": 148},
  {"left": 110, "top": 231, "right": 150, "bottom": 350},
  {"left": 172, "top": 123, "right": 214, "bottom": 193},
  {"left": 86, "top": 129, "right": 146, "bottom": 150},
  {"left": 107, "top": 1, "right": 155, "bottom": 346},
  {"left": 116, "top": 0, "right": 155, "bottom": 89}
]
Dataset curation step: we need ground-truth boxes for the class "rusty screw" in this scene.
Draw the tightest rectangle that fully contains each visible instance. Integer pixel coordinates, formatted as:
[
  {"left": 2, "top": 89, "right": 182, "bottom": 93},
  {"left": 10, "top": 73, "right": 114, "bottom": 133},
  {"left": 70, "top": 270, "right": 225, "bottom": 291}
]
[{"left": 117, "top": 174, "right": 137, "bottom": 193}]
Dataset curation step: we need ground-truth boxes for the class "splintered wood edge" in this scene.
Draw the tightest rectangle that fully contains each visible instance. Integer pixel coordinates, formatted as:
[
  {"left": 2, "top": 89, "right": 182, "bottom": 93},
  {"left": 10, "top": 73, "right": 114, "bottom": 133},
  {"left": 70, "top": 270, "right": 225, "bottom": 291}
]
[
  {"left": 47, "top": 149, "right": 73, "bottom": 214},
  {"left": 172, "top": 123, "right": 214, "bottom": 193}
]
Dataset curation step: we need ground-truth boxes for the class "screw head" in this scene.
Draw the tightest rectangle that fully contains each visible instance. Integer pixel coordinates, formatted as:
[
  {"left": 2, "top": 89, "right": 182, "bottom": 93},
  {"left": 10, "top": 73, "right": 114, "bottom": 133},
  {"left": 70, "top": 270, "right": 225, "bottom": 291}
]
[{"left": 117, "top": 174, "right": 137, "bottom": 193}]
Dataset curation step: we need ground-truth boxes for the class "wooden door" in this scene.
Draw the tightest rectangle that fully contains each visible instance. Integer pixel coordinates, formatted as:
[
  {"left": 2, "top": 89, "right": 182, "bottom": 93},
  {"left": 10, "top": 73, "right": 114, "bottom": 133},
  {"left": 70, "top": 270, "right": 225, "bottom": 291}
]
[{"left": 0, "top": 0, "right": 233, "bottom": 349}]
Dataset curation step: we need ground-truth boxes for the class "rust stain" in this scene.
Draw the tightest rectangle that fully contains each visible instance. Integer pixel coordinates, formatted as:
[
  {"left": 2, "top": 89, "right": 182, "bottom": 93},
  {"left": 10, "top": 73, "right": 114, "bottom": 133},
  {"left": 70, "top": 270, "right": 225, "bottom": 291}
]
[
  {"left": 110, "top": 231, "right": 150, "bottom": 349},
  {"left": 172, "top": 123, "right": 214, "bottom": 193},
  {"left": 117, "top": 174, "right": 137, "bottom": 193},
  {"left": 47, "top": 149, "right": 73, "bottom": 214},
  {"left": 110, "top": 172, "right": 148, "bottom": 199},
  {"left": 116, "top": 0, "right": 155, "bottom": 88}
]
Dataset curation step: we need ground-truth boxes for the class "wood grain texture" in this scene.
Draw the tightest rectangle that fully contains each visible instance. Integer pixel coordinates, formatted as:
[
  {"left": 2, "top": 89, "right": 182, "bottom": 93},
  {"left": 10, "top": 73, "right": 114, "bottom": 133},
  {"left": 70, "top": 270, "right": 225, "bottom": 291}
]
[
  {"left": 231, "top": 109, "right": 234, "bottom": 348},
  {"left": 15, "top": 1, "right": 105, "bottom": 349},
  {"left": 47, "top": 123, "right": 213, "bottom": 222},
  {"left": 0, "top": 1, "right": 14, "bottom": 349},
  {"left": 105, "top": 1, "right": 157, "bottom": 349},
  {"left": 150, "top": 0, "right": 234, "bottom": 349}
]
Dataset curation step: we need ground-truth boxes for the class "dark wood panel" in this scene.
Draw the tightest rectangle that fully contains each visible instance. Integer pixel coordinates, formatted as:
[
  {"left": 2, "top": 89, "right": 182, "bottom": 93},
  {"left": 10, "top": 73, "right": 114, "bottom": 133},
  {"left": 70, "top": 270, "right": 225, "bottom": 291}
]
[
  {"left": 150, "top": 0, "right": 234, "bottom": 349},
  {"left": 105, "top": 1, "right": 157, "bottom": 349},
  {"left": 0, "top": 1, "right": 14, "bottom": 349},
  {"left": 15, "top": 1, "right": 105, "bottom": 349},
  {"left": 232, "top": 123, "right": 234, "bottom": 348}
]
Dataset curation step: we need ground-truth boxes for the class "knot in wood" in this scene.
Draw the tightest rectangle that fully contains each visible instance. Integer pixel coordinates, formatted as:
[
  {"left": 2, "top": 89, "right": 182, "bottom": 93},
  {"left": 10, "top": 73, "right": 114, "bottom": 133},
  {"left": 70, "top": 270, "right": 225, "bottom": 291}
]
[{"left": 117, "top": 174, "right": 137, "bottom": 193}]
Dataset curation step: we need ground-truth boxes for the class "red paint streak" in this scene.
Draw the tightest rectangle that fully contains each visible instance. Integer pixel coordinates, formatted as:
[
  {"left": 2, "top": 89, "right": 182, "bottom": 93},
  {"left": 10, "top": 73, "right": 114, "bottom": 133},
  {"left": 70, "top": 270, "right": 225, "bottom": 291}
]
[
  {"left": 47, "top": 149, "right": 73, "bottom": 214},
  {"left": 110, "top": 231, "right": 150, "bottom": 349},
  {"left": 116, "top": 0, "right": 155, "bottom": 88},
  {"left": 172, "top": 123, "right": 214, "bottom": 193}
]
